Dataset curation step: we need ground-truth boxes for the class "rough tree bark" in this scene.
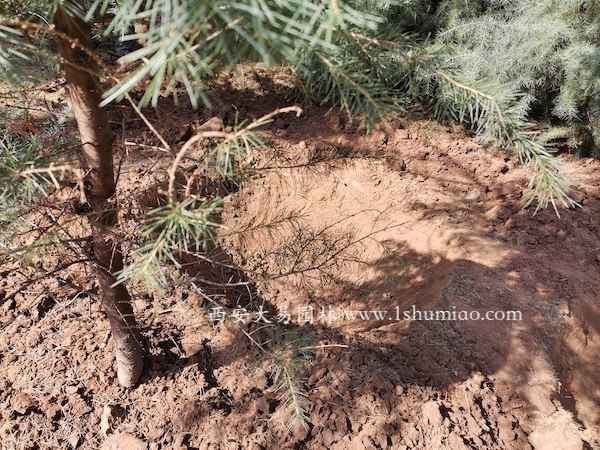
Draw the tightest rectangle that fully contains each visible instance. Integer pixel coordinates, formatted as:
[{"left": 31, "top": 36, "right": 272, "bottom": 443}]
[{"left": 53, "top": 7, "right": 143, "bottom": 387}]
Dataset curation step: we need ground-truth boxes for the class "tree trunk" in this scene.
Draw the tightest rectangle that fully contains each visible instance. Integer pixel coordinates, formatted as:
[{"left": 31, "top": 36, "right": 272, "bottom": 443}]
[{"left": 53, "top": 7, "right": 143, "bottom": 387}]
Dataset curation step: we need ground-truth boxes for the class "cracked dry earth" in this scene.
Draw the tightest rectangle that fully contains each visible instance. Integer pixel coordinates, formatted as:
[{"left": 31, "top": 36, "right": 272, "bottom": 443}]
[{"left": 0, "top": 86, "right": 599, "bottom": 450}]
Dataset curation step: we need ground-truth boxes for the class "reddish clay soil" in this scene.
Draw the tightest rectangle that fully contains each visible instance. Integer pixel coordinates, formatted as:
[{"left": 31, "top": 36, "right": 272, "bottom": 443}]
[{"left": 0, "top": 76, "right": 599, "bottom": 450}]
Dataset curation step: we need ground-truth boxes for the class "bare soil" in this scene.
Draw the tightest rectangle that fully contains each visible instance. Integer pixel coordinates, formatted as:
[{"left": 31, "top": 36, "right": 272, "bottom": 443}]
[{"left": 1, "top": 74, "right": 599, "bottom": 450}]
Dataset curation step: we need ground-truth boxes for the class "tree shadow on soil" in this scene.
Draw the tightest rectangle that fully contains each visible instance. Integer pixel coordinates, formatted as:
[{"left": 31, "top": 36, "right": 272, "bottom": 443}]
[
  {"left": 116, "top": 86, "right": 599, "bottom": 447},
  {"left": 138, "top": 236, "right": 540, "bottom": 448},
  {"left": 127, "top": 207, "right": 522, "bottom": 447}
]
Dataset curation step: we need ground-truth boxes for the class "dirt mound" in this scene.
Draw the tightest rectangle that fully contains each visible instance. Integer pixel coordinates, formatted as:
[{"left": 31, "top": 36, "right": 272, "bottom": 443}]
[{"left": 1, "top": 93, "right": 599, "bottom": 449}]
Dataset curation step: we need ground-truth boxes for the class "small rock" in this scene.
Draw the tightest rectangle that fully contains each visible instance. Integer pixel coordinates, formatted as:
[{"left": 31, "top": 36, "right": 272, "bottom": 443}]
[
  {"left": 70, "top": 396, "right": 93, "bottom": 416},
  {"left": 528, "top": 411, "right": 583, "bottom": 450},
  {"left": 45, "top": 404, "right": 62, "bottom": 421},
  {"left": 297, "top": 140, "right": 307, "bottom": 150},
  {"left": 133, "top": 299, "right": 148, "bottom": 311},
  {"left": 11, "top": 392, "right": 37, "bottom": 415},
  {"left": 101, "top": 432, "right": 147, "bottom": 450},
  {"left": 484, "top": 205, "right": 508, "bottom": 222},
  {"left": 4, "top": 365, "right": 20, "bottom": 383},
  {"left": 198, "top": 117, "right": 224, "bottom": 132},
  {"left": 421, "top": 401, "right": 443, "bottom": 426},
  {"left": 146, "top": 426, "right": 165, "bottom": 441},
  {"left": 497, "top": 415, "right": 517, "bottom": 445},
  {"left": 322, "top": 429, "right": 335, "bottom": 447},
  {"left": 101, "top": 405, "right": 125, "bottom": 436},
  {"left": 416, "top": 175, "right": 426, "bottom": 183},
  {"left": 445, "top": 434, "right": 471, "bottom": 450},
  {"left": 85, "top": 341, "right": 98, "bottom": 353},
  {"left": 172, "top": 432, "right": 190, "bottom": 449},
  {"left": 180, "top": 334, "right": 204, "bottom": 358},
  {"left": 334, "top": 414, "right": 348, "bottom": 434},
  {"left": 187, "top": 292, "right": 202, "bottom": 308},
  {"left": 26, "top": 332, "right": 42, "bottom": 347},
  {"left": 68, "top": 435, "right": 80, "bottom": 449},
  {"left": 350, "top": 434, "right": 377, "bottom": 450},
  {"left": 65, "top": 385, "right": 80, "bottom": 395},
  {"left": 1, "top": 297, "right": 16, "bottom": 313},
  {"left": 396, "top": 129, "right": 409, "bottom": 139},
  {"left": 289, "top": 420, "right": 309, "bottom": 442}
]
